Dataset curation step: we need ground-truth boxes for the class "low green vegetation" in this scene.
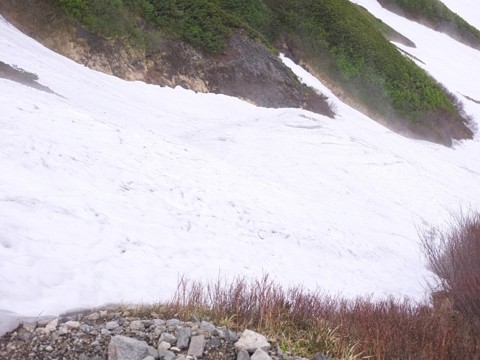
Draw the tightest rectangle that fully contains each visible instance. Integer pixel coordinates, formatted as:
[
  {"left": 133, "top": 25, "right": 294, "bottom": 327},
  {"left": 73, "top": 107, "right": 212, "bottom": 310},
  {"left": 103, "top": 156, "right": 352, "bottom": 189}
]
[
  {"left": 262, "top": 0, "right": 471, "bottom": 144},
  {"left": 378, "top": 0, "right": 480, "bottom": 49},
  {"left": 53, "top": 0, "right": 472, "bottom": 145},
  {"left": 57, "top": 0, "right": 135, "bottom": 38},
  {"left": 56, "top": 0, "right": 273, "bottom": 53},
  {"left": 354, "top": 4, "right": 416, "bottom": 48}
]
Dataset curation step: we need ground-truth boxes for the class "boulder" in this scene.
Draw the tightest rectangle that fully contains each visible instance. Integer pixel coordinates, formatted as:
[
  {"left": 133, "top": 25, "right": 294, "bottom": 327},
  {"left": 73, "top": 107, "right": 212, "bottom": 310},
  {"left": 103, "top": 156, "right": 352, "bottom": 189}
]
[
  {"left": 234, "top": 330, "right": 271, "bottom": 354},
  {"left": 108, "top": 335, "right": 157, "bottom": 360}
]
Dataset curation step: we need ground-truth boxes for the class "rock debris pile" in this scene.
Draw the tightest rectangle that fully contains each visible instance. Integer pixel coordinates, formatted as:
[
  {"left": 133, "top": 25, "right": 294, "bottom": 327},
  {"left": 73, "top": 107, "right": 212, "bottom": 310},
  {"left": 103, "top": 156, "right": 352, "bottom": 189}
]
[{"left": 0, "top": 308, "right": 331, "bottom": 360}]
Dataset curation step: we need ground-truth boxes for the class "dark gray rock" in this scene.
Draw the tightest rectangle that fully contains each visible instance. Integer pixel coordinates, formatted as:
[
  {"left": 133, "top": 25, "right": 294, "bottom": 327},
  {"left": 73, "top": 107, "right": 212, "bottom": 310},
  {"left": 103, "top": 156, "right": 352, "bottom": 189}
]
[
  {"left": 226, "top": 329, "right": 239, "bottom": 343},
  {"left": 130, "top": 320, "right": 146, "bottom": 331},
  {"left": 176, "top": 327, "right": 191, "bottom": 349},
  {"left": 237, "top": 349, "right": 251, "bottom": 360},
  {"left": 200, "top": 321, "right": 216, "bottom": 333},
  {"left": 207, "top": 337, "right": 221, "bottom": 349},
  {"left": 213, "top": 328, "right": 225, "bottom": 339},
  {"left": 160, "top": 332, "right": 177, "bottom": 345},
  {"left": 153, "top": 320, "right": 166, "bottom": 327},
  {"left": 108, "top": 335, "right": 155, "bottom": 360},
  {"left": 80, "top": 324, "right": 92, "bottom": 332},
  {"left": 187, "top": 335, "right": 205, "bottom": 358},
  {"left": 158, "top": 348, "right": 175, "bottom": 360}
]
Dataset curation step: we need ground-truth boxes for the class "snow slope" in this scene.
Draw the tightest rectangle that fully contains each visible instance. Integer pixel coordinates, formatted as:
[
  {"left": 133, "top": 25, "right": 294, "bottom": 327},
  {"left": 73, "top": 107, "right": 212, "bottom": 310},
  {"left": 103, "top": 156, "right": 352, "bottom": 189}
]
[{"left": 1, "top": 0, "right": 480, "bottom": 333}]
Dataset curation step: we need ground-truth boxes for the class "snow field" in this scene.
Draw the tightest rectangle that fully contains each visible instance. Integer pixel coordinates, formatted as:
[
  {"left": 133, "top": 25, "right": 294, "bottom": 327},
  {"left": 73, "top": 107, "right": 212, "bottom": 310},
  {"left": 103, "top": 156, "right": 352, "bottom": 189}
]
[{"left": 0, "top": 0, "right": 480, "bottom": 333}]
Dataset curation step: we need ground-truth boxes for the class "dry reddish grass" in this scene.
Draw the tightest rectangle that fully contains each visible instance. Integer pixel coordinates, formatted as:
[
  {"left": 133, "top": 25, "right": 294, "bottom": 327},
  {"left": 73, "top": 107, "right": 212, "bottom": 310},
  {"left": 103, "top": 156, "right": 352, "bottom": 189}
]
[
  {"left": 133, "top": 274, "right": 479, "bottom": 359},
  {"left": 421, "top": 211, "right": 480, "bottom": 329}
]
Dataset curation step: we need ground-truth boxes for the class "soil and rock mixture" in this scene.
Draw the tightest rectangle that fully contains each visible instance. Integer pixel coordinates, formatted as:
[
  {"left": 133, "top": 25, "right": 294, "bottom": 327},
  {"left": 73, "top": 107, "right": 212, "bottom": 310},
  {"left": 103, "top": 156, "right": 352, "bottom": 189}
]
[{"left": 0, "top": 307, "right": 330, "bottom": 360}]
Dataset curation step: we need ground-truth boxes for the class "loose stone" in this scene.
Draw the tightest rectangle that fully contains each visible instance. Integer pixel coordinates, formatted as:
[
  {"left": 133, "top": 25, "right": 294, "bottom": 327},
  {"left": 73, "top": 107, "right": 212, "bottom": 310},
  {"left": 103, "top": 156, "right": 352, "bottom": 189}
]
[
  {"left": 22, "top": 322, "right": 37, "bottom": 333},
  {"left": 66, "top": 321, "right": 81, "bottom": 330},
  {"left": 238, "top": 349, "right": 251, "bottom": 360},
  {"left": 160, "top": 332, "right": 177, "bottom": 345},
  {"left": 0, "top": 309, "right": 309, "bottom": 360},
  {"left": 200, "top": 321, "right": 216, "bottom": 333},
  {"left": 158, "top": 341, "right": 171, "bottom": 350},
  {"left": 108, "top": 335, "right": 155, "bottom": 360},
  {"left": 158, "top": 348, "right": 176, "bottom": 360},
  {"left": 176, "top": 326, "right": 192, "bottom": 349},
  {"left": 187, "top": 335, "right": 205, "bottom": 358},
  {"left": 235, "top": 330, "right": 271, "bottom": 354},
  {"left": 166, "top": 319, "right": 180, "bottom": 327},
  {"left": 87, "top": 312, "right": 101, "bottom": 321},
  {"left": 45, "top": 319, "right": 58, "bottom": 334},
  {"left": 251, "top": 348, "right": 273, "bottom": 360},
  {"left": 106, "top": 321, "right": 120, "bottom": 331},
  {"left": 130, "top": 320, "right": 146, "bottom": 331}
]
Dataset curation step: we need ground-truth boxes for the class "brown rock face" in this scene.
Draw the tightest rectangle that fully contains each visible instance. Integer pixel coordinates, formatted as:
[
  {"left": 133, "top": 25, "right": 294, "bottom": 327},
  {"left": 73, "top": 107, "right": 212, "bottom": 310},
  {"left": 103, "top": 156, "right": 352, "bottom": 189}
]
[{"left": 0, "top": 2, "right": 334, "bottom": 118}]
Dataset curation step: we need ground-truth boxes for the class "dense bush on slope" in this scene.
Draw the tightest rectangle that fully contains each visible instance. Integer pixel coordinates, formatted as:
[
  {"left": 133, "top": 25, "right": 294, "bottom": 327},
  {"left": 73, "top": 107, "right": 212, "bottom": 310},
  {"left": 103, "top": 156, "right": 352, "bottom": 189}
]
[
  {"left": 378, "top": 0, "right": 480, "bottom": 50},
  {"left": 354, "top": 4, "right": 416, "bottom": 48},
  {"left": 54, "top": 0, "right": 473, "bottom": 145},
  {"left": 262, "top": 0, "right": 472, "bottom": 145}
]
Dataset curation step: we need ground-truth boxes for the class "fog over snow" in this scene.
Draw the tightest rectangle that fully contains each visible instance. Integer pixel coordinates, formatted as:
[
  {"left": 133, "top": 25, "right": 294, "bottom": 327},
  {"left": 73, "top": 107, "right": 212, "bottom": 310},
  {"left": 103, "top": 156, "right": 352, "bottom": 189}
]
[{"left": 1, "top": 0, "right": 479, "bottom": 334}]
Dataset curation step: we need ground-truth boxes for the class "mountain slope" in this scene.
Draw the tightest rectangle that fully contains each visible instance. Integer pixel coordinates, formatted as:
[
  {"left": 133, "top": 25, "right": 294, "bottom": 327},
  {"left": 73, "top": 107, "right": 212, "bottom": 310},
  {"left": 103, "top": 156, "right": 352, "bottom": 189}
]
[
  {"left": 377, "top": 0, "right": 480, "bottom": 49},
  {"left": 0, "top": 0, "right": 480, "bottom": 333},
  {"left": 0, "top": 0, "right": 474, "bottom": 145}
]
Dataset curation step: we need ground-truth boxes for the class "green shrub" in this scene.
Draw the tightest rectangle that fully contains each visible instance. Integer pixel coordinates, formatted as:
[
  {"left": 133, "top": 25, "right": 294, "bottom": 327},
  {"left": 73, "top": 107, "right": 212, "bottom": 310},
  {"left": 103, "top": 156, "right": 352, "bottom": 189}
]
[
  {"left": 57, "top": 0, "right": 135, "bottom": 38},
  {"left": 262, "top": 0, "right": 470, "bottom": 144},
  {"left": 378, "top": 0, "right": 480, "bottom": 49}
]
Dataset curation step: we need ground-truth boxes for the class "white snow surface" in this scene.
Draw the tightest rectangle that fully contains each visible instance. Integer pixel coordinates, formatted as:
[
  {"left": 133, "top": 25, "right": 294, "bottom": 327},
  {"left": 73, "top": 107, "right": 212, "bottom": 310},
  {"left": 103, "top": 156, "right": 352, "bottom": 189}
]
[{"left": 1, "top": 1, "right": 480, "bottom": 333}]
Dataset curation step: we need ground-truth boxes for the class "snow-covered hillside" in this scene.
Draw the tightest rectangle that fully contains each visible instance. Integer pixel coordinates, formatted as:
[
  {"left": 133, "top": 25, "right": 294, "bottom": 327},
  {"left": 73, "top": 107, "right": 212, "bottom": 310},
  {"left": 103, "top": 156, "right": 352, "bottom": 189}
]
[{"left": 1, "top": 0, "right": 480, "bottom": 334}]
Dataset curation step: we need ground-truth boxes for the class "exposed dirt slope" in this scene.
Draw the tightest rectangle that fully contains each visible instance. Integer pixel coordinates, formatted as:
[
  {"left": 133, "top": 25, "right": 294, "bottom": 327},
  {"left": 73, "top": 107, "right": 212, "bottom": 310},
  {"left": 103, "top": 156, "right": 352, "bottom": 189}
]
[{"left": 0, "top": 2, "right": 333, "bottom": 118}]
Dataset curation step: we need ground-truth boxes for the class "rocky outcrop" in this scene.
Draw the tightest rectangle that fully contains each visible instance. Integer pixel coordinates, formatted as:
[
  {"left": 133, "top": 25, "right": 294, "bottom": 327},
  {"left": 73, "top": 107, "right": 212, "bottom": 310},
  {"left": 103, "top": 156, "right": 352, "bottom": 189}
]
[
  {"left": 0, "top": 308, "right": 333, "bottom": 360},
  {"left": 72, "top": 29, "right": 333, "bottom": 117},
  {"left": 0, "top": 2, "right": 334, "bottom": 118}
]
